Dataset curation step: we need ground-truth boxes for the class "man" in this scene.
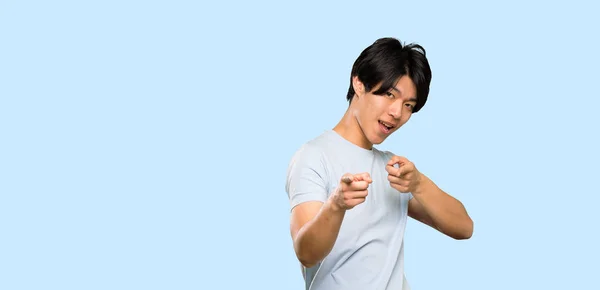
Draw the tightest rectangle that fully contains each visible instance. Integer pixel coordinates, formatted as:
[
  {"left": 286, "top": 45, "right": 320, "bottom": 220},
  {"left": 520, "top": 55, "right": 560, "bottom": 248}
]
[{"left": 285, "top": 37, "right": 474, "bottom": 290}]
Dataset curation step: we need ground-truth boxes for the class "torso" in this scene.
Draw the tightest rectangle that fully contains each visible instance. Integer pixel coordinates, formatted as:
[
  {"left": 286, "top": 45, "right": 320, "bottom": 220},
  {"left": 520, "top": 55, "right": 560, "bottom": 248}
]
[{"left": 302, "top": 130, "right": 412, "bottom": 290}]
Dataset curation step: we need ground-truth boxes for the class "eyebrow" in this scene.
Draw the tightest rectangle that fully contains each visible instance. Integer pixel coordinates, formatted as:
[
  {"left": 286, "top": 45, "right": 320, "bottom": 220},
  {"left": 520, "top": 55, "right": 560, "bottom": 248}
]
[{"left": 390, "top": 87, "right": 417, "bottom": 102}]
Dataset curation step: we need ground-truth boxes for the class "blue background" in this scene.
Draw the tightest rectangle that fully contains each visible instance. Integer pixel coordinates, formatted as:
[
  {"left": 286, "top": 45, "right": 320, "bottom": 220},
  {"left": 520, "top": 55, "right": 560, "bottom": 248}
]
[{"left": 2, "top": 0, "right": 599, "bottom": 289}]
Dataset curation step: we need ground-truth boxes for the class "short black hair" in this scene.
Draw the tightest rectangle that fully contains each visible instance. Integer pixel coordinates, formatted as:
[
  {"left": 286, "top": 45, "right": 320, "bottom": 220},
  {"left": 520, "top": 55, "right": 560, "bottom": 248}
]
[{"left": 346, "top": 37, "right": 432, "bottom": 113}]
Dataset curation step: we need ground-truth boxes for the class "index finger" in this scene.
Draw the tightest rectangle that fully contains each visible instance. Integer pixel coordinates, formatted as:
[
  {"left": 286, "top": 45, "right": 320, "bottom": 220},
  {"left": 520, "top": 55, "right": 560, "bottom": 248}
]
[
  {"left": 385, "top": 164, "right": 401, "bottom": 177},
  {"left": 387, "top": 155, "right": 408, "bottom": 166},
  {"left": 355, "top": 172, "right": 372, "bottom": 183}
]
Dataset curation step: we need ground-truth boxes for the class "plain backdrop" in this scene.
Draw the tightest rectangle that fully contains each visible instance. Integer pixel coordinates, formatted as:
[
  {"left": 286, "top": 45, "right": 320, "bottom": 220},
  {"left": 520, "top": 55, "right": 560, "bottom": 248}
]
[{"left": 1, "top": 0, "right": 599, "bottom": 289}]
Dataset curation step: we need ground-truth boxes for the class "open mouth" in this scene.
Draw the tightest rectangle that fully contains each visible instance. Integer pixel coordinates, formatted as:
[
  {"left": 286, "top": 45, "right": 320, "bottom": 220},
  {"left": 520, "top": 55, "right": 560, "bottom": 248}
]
[{"left": 379, "top": 120, "right": 395, "bottom": 133}]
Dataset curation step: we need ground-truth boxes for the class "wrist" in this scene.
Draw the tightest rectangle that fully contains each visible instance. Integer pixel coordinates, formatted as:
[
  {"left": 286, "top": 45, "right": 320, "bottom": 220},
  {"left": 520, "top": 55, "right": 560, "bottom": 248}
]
[
  {"left": 412, "top": 172, "right": 430, "bottom": 195},
  {"left": 326, "top": 192, "right": 345, "bottom": 213}
]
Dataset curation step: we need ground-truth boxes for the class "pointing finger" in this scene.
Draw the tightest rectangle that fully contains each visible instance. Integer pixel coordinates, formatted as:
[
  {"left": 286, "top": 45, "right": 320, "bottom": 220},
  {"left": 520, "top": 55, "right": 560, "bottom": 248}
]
[
  {"left": 398, "top": 162, "right": 415, "bottom": 177},
  {"left": 397, "top": 165, "right": 406, "bottom": 177},
  {"left": 386, "top": 164, "right": 401, "bottom": 177},
  {"left": 355, "top": 172, "right": 372, "bottom": 183},
  {"left": 349, "top": 181, "right": 370, "bottom": 191},
  {"left": 387, "top": 155, "right": 408, "bottom": 166},
  {"left": 385, "top": 164, "right": 394, "bottom": 173}
]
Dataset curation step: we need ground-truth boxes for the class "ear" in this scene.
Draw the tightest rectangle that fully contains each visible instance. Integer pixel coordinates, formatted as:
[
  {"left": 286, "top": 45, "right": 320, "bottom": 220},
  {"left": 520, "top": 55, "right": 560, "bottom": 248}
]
[{"left": 352, "top": 76, "right": 365, "bottom": 97}]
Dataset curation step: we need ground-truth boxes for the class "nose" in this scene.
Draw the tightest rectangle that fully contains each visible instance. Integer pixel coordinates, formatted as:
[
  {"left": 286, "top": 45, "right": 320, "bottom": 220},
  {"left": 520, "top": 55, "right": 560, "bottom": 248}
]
[{"left": 388, "top": 100, "right": 402, "bottom": 119}]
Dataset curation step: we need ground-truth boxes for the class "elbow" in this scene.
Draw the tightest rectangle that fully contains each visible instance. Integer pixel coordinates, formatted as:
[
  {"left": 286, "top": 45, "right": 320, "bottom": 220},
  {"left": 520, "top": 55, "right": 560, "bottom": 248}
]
[
  {"left": 460, "top": 219, "right": 473, "bottom": 240},
  {"left": 453, "top": 219, "right": 474, "bottom": 240},
  {"left": 296, "top": 250, "right": 320, "bottom": 268},
  {"left": 293, "top": 240, "right": 322, "bottom": 268},
  {"left": 298, "top": 257, "right": 318, "bottom": 268},
  {"left": 453, "top": 231, "right": 472, "bottom": 240}
]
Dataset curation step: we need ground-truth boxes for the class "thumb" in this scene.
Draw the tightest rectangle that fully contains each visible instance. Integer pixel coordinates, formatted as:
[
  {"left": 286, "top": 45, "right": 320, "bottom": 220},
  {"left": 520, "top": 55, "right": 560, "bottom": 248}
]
[{"left": 341, "top": 173, "right": 354, "bottom": 184}]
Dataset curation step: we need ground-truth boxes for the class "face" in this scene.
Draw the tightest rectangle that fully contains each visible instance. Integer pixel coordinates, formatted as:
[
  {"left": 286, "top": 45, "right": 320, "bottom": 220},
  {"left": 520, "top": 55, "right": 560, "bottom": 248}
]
[{"left": 351, "top": 75, "right": 418, "bottom": 147}]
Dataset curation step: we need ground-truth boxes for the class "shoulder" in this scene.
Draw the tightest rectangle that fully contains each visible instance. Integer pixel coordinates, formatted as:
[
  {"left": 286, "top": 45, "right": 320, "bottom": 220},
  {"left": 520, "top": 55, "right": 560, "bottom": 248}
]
[
  {"left": 285, "top": 133, "right": 332, "bottom": 200},
  {"left": 286, "top": 144, "right": 324, "bottom": 176},
  {"left": 289, "top": 139, "right": 325, "bottom": 163},
  {"left": 287, "top": 131, "right": 334, "bottom": 167}
]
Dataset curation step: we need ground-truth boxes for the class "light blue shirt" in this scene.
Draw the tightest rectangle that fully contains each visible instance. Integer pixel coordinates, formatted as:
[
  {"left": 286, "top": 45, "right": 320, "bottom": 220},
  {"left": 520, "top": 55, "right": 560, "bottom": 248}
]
[{"left": 286, "top": 130, "right": 413, "bottom": 290}]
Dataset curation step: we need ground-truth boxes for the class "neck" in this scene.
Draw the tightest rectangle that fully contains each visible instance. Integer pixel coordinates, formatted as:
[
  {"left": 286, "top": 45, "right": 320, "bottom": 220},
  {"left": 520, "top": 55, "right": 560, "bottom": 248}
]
[{"left": 333, "top": 105, "right": 373, "bottom": 150}]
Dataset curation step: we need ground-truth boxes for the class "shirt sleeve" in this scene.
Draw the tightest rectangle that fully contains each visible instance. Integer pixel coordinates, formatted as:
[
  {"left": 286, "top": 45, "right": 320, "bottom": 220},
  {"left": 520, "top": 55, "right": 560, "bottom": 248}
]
[{"left": 285, "top": 144, "right": 329, "bottom": 211}]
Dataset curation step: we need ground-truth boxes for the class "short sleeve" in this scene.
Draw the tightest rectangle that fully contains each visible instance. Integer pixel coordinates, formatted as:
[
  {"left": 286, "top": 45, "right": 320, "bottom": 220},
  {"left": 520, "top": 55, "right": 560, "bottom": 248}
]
[{"left": 285, "top": 144, "right": 329, "bottom": 210}]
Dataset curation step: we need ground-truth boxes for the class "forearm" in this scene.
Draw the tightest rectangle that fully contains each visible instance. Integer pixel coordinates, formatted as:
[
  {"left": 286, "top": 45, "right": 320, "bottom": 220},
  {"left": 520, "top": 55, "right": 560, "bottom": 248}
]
[
  {"left": 413, "top": 174, "right": 474, "bottom": 239},
  {"left": 293, "top": 198, "right": 346, "bottom": 267}
]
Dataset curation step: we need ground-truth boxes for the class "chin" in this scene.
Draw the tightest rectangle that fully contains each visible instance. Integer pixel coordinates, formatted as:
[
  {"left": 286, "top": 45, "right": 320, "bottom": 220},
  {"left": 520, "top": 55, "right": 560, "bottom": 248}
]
[
  {"left": 372, "top": 139, "right": 385, "bottom": 145},
  {"left": 368, "top": 134, "right": 387, "bottom": 145}
]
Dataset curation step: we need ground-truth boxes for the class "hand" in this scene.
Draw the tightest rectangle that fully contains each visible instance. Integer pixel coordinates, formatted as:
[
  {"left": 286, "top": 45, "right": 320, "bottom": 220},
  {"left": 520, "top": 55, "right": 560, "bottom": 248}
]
[
  {"left": 330, "top": 173, "right": 372, "bottom": 210},
  {"left": 386, "top": 156, "right": 422, "bottom": 193}
]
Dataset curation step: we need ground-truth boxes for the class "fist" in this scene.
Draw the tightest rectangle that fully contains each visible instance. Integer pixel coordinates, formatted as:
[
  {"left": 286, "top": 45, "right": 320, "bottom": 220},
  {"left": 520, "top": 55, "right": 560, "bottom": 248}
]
[
  {"left": 386, "top": 156, "right": 422, "bottom": 193},
  {"left": 331, "top": 172, "right": 372, "bottom": 210}
]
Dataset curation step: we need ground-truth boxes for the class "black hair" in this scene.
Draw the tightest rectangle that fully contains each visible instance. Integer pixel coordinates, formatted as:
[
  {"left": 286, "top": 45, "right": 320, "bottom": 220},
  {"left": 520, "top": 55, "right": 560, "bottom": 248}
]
[{"left": 346, "top": 37, "right": 432, "bottom": 113}]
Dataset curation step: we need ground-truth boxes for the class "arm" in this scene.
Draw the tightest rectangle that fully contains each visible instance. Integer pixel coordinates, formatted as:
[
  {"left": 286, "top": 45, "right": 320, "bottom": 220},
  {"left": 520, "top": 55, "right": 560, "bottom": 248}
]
[
  {"left": 289, "top": 173, "right": 371, "bottom": 268},
  {"left": 290, "top": 198, "right": 345, "bottom": 268},
  {"left": 286, "top": 145, "right": 371, "bottom": 267},
  {"left": 386, "top": 155, "right": 473, "bottom": 240},
  {"left": 286, "top": 146, "right": 334, "bottom": 267},
  {"left": 408, "top": 174, "right": 473, "bottom": 240}
]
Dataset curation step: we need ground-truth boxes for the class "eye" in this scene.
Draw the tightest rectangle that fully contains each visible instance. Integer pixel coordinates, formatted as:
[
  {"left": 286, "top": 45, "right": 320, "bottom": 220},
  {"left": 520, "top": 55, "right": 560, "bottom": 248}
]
[
  {"left": 405, "top": 103, "right": 415, "bottom": 111},
  {"left": 385, "top": 92, "right": 395, "bottom": 99}
]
